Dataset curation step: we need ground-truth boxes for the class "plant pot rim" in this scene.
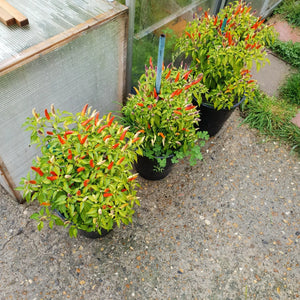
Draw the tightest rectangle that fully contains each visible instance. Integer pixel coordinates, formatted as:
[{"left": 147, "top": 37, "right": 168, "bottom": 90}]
[{"left": 201, "top": 95, "right": 246, "bottom": 111}]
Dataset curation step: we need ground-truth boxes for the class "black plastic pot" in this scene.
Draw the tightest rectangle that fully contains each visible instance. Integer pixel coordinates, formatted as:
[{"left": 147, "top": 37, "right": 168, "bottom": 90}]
[
  {"left": 135, "top": 155, "right": 174, "bottom": 180},
  {"left": 55, "top": 210, "right": 111, "bottom": 239},
  {"left": 194, "top": 95, "right": 246, "bottom": 136}
]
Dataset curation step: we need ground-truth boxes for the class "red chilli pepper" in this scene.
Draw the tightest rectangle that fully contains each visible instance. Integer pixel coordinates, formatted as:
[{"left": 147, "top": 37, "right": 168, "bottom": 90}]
[
  {"left": 29, "top": 180, "right": 37, "bottom": 184},
  {"left": 183, "top": 70, "right": 192, "bottom": 80},
  {"left": 81, "top": 116, "right": 93, "bottom": 127},
  {"left": 204, "top": 11, "right": 208, "bottom": 19},
  {"left": 44, "top": 109, "right": 50, "bottom": 120},
  {"left": 185, "top": 31, "right": 192, "bottom": 39},
  {"left": 121, "top": 188, "right": 127, "bottom": 192},
  {"left": 80, "top": 135, "right": 88, "bottom": 144},
  {"left": 97, "top": 124, "right": 109, "bottom": 133},
  {"left": 77, "top": 167, "right": 85, "bottom": 173},
  {"left": 137, "top": 103, "right": 144, "bottom": 107},
  {"left": 47, "top": 176, "right": 58, "bottom": 181},
  {"left": 165, "top": 69, "right": 171, "bottom": 79},
  {"left": 94, "top": 112, "right": 99, "bottom": 126},
  {"left": 89, "top": 159, "right": 94, "bottom": 168},
  {"left": 57, "top": 135, "right": 66, "bottom": 145},
  {"left": 104, "top": 193, "right": 113, "bottom": 197},
  {"left": 175, "top": 72, "right": 180, "bottom": 83},
  {"left": 84, "top": 179, "right": 89, "bottom": 187},
  {"left": 185, "top": 105, "right": 197, "bottom": 111},
  {"left": 31, "top": 166, "right": 44, "bottom": 177},
  {"left": 213, "top": 16, "right": 218, "bottom": 26},
  {"left": 81, "top": 104, "right": 88, "bottom": 116},
  {"left": 112, "top": 143, "right": 119, "bottom": 149},
  {"left": 154, "top": 88, "right": 158, "bottom": 98},
  {"left": 47, "top": 131, "right": 54, "bottom": 135},
  {"left": 85, "top": 124, "right": 92, "bottom": 131},
  {"left": 119, "top": 130, "right": 128, "bottom": 141},
  {"left": 245, "top": 44, "right": 251, "bottom": 50},
  {"left": 67, "top": 149, "right": 72, "bottom": 160},
  {"left": 107, "top": 161, "right": 114, "bottom": 170},
  {"left": 50, "top": 171, "right": 57, "bottom": 176},
  {"left": 107, "top": 116, "right": 115, "bottom": 126},
  {"left": 77, "top": 190, "right": 81, "bottom": 196},
  {"left": 148, "top": 123, "right": 151, "bottom": 129}
]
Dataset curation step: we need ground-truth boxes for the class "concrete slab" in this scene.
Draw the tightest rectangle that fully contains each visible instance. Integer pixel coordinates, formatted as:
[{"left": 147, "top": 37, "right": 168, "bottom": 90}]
[
  {"left": 251, "top": 51, "right": 295, "bottom": 97},
  {"left": 0, "top": 110, "right": 299, "bottom": 299}
]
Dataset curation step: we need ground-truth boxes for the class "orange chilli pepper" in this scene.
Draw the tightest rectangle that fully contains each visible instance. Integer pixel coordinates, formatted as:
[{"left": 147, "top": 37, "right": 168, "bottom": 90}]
[
  {"left": 40, "top": 202, "right": 50, "bottom": 206},
  {"left": 117, "top": 157, "right": 125, "bottom": 165},
  {"left": 81, "top": 104, "right": 88, "bottom": 116},
  {"left": 94, "top": 112, "right": 99, "bottom": 126},
  {"left": 103, "top": 134, "right": 111, "bottom": 141},
  {"left": 174, "top": 110, "right": 182, "bottom": 116}
]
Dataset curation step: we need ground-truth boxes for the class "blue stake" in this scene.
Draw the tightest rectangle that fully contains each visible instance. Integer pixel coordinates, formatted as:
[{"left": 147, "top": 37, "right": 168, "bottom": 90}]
[
  {"left": 155, "top": 34, "right": 166, "bottom": 94},
  {"left": 221, "top": 17, "right": 227, "bottom": 33}
]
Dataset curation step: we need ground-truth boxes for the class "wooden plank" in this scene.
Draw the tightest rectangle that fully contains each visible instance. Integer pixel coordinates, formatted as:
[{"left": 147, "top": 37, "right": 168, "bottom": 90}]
[
  {"left": 0, "top": 156, "right": 24, "bottom": 203},
  {"left": 0, "top": 6, "right": 15, "bottom": 26},
  {"left": 0, "top": 0, "right": 28, "bottom": 27}
]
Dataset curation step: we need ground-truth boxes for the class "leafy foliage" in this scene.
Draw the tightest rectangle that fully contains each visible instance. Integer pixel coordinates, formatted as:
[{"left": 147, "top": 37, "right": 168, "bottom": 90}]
[
  {"left": 270, "top": 39, "right": 300, "bottom": 69},
  {"left": 274, "top": 0, "right": 300, "bottom": 27},
  {"left": 242, "top": 89, "right": 300, "bottom": 155},
  {"left": 122, "top": 60, "right": 209, "bottom": 169},
  {"left": 175, "top": 1, "right": 277, "bottom": 110},
  {"left": 17, "top": 105, "right": 143, "bottom": 237},
  {"left": 279, "top": 71, "right": 300, "bottom": 105}
]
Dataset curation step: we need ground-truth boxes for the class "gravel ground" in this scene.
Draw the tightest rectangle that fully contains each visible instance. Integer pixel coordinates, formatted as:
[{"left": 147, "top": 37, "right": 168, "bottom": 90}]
[{"left": 0, "top": 109, "right": 299, "bottom": 300}]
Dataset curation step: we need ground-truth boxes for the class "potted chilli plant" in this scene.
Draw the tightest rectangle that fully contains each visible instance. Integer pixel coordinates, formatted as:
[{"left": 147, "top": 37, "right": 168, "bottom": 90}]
[
  {"left": 17, "top": 104, "right": 143, "bottom": 238},
  {"left": 175, "top": 0, "right": 277, "bottom": 136},
  {"left": 121, "top": 58, "right": 209, "bottom": 180}
]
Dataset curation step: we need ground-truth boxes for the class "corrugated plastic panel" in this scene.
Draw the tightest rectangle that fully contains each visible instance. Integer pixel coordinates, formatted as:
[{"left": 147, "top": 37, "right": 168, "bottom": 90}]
[
  {"left": 0, "top": 1, "right": 128, "bottom": 201},
  {"left": 0, "top": 0, "right": 113, "bottom": 62}
]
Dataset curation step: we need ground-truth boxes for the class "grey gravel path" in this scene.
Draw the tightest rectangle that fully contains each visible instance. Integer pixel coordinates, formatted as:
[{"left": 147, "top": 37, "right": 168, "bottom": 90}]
[{"left": 0, "top": 107, "right": 299, "bottom": 300}]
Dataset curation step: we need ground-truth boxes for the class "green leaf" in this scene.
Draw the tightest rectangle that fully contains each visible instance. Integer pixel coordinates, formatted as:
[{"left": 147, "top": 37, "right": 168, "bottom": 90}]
[{"left": 37, "top": 221, "right": 44, "bottom": 231}]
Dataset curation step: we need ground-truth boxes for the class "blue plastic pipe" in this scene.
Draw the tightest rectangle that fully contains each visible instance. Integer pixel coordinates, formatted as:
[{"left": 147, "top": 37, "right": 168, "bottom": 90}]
[{"left": 155, "top": 34, "right": 166, "bottom": 94}]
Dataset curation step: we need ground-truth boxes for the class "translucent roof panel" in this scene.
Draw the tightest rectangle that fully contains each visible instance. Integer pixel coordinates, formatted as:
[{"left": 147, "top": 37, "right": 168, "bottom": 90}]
[{"left": 0, "top": 0, "right": 113, "bottom": 62}]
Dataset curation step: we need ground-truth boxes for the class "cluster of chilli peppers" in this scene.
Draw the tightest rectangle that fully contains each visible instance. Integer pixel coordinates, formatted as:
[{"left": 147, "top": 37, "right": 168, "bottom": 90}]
[{"left": 29, "top": 104, "right": 141, "bottom": 203}]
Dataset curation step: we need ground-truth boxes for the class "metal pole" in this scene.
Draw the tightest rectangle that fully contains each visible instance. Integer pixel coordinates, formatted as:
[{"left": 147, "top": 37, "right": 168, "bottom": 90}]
[{"left": 125, "top": 0, "right": 136, "bottom": 96}]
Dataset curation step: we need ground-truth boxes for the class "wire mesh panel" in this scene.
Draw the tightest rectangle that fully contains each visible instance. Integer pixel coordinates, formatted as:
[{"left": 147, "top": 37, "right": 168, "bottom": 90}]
[{"left": 0, "top": 0, "right": 128, "bottom": 201}]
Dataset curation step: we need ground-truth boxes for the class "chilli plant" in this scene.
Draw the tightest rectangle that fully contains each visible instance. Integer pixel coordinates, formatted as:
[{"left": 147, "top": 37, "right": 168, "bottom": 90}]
[
  {"left": 17, "top": 104, "right": 144, "bottom": 238},
  {"left": 122, "top": 58, "right": 209, "bottom": 170},
  {"left": 175, "top": 0, "right": 277, "bottom": 110}
]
